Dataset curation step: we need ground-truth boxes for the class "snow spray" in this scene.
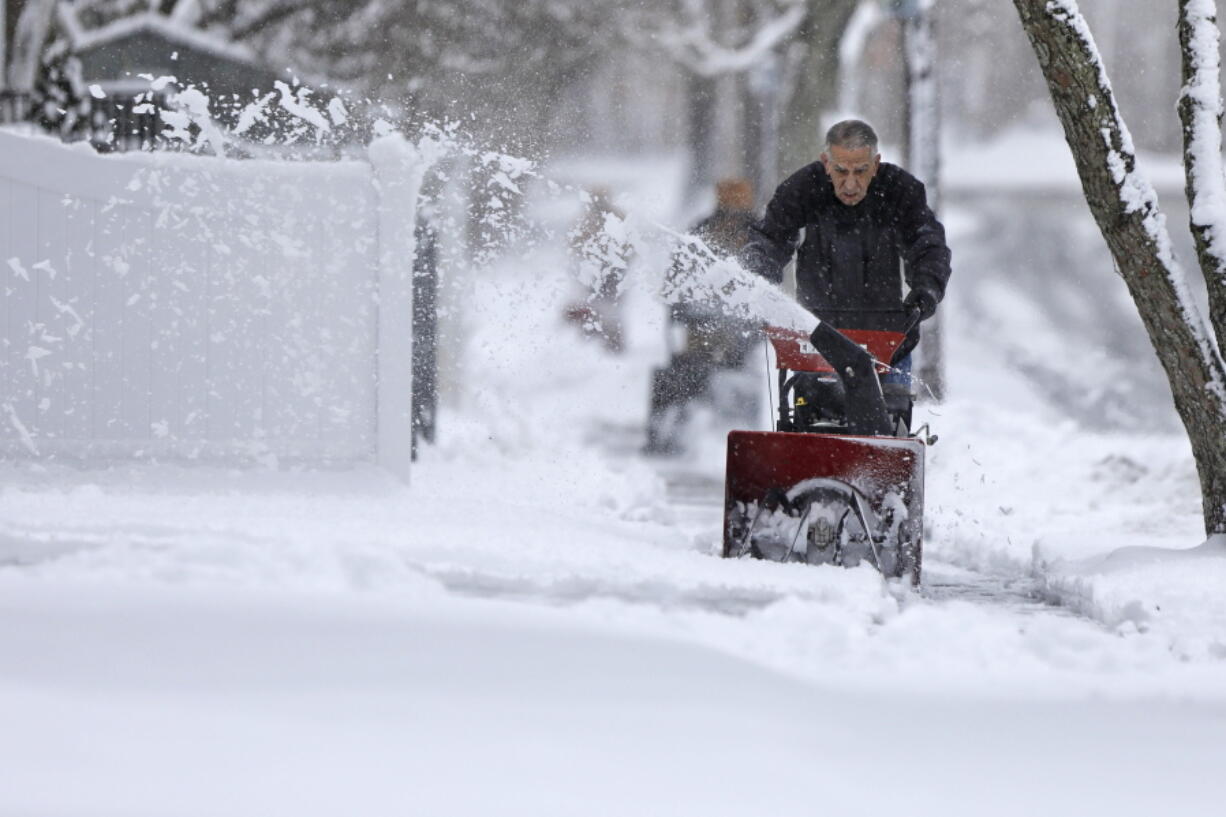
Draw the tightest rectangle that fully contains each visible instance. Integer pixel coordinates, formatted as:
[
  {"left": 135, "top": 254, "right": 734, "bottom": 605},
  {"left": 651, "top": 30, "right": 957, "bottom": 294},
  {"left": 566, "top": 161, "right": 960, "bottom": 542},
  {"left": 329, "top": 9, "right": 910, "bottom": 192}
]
[{"left": 90, "top": 78, "right": 822, "bottom": 341}]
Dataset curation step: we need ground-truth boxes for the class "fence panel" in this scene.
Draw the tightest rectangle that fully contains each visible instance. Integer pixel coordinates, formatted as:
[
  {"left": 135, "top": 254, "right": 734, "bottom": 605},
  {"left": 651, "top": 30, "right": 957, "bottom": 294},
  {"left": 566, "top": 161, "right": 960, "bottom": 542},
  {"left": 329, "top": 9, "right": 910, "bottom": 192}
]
[{"left": 0, "top": 131, "right": 394, "bottom": 466}]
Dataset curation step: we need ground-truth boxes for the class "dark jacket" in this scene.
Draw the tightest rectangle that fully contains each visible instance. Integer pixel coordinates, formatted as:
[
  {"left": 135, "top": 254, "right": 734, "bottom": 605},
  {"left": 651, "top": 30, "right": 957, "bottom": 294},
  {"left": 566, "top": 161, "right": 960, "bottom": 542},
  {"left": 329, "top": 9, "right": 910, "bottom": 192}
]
[
  {"left": 741, "top": 161, "right": 951, "bottom": 331},
  {"left": 693, "top": 208, "right": 757, "bottom": 257}
]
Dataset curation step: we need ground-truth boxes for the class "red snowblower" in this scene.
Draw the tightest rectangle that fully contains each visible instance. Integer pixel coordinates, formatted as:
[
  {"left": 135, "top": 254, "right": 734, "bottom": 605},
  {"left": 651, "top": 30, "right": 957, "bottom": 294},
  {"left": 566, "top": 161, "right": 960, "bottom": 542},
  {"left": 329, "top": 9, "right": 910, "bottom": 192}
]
[{"left": 722, "top": 317, "right": 931, "bottom": 584}]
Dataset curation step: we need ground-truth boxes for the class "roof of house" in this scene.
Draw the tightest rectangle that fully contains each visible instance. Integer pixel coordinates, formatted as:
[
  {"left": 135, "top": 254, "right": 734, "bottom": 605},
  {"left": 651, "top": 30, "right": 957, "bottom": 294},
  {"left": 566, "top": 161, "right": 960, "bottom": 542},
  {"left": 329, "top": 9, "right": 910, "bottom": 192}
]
[{"left": 67, "top": 13, "right": 284, "bottom": 97}]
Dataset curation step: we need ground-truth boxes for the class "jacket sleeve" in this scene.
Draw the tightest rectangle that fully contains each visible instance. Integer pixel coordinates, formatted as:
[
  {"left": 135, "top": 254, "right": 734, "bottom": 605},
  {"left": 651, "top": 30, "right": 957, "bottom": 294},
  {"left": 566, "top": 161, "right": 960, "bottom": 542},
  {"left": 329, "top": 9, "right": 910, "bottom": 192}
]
[
  {"left": 739, "top": 166, "right": 815, "bottom": 284},
  {"left": 898, "top": 179, "right": 952, "bottom": 302}
]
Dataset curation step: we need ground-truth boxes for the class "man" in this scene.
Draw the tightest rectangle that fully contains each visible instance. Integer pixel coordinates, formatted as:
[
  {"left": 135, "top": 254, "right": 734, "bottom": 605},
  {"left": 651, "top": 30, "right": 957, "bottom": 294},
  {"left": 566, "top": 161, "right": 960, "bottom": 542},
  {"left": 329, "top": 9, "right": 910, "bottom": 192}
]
[
  {"left": 645, "top": 179, "right": 758, "bottom": 455},
  {"left": 741, "top": 119, "right": 951, "bottom": 364}
]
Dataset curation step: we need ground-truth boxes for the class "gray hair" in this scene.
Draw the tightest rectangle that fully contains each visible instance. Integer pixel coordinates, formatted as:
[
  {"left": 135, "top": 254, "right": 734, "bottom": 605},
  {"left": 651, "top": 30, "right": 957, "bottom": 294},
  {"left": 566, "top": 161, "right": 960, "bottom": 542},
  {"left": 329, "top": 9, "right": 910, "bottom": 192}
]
[{"left": 824, "top": 119, "right": 879, "bottom": 153}]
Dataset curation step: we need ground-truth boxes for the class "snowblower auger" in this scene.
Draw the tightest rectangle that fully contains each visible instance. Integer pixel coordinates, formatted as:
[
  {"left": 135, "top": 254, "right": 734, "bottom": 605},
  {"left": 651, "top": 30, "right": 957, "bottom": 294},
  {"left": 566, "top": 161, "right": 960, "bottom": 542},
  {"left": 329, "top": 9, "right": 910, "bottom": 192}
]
[{"left": 722, "top": 318, "right": 926, "bottom": 584}]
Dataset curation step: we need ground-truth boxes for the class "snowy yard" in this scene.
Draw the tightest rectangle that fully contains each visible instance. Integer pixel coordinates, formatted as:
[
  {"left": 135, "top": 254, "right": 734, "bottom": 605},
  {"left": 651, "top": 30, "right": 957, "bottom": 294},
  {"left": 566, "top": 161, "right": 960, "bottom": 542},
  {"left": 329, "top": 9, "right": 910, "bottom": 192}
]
[
  {"left": 3, "top": 158, "right": 1225, "bottom": 814},
  {"left": 2, "top": 0, "right": 1226, "bottom": 812}
]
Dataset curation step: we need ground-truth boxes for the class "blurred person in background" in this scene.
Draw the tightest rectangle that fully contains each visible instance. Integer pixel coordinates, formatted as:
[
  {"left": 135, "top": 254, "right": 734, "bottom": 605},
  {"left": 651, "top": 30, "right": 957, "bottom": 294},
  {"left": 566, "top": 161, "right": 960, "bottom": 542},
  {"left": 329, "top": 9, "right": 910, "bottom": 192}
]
[{"left": 645, "top": 178, "right": 759, "bottom": 456}]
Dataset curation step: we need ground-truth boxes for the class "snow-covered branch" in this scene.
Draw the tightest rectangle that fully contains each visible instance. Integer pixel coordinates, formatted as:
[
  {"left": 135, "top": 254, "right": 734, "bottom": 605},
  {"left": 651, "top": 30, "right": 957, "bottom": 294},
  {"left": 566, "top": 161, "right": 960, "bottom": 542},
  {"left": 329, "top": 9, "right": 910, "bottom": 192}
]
[
  {"left": 838, "top": 1, "right": 883, "bottom": 76},
  {"left": 170, "top": 0, "right": 205, "bottom": 25},
  {"left": 633, "top": 0, "right": 806, "bottom": 78},
  {"left": 1178, "top": 0, "right": 1226, "bottom": 352}
]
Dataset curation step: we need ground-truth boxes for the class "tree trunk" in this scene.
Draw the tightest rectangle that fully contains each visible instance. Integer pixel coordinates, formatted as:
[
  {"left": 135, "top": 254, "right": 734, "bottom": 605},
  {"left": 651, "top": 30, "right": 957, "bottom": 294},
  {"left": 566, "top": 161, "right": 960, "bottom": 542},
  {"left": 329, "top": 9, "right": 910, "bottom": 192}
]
[
  {"left": 741, "top": 70, "right": 762, "bottom": 185},
  {"left": 744, "top": 54, "right": 783, "bottom": 209},
  {"left": 902, "top": 4, "right": 945, "bottom": 400},
  {"left": 686, "top": 71, "right": 719, "bottom": 205},
  {"left": 1177, "top": 0, "right": 1226, "bottom": 365},
  {"left": 1012, "top": 0, "right": 1226, "bottom": 536},
  {"left": 737, "top": 0, "right": 784, "bottom": 208},
  {"left": 776, "top": 0, "right": 859, "bottom": 177},
  {"left": 7, "top": 0, "right": 55, "bottom": 92}
]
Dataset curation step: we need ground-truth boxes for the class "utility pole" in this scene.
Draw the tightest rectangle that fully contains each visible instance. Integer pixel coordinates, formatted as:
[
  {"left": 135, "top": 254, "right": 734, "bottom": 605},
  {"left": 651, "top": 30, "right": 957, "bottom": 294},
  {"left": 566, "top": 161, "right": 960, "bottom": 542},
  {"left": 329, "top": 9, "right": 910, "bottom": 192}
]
[{"left": 886, "top": 0, "right": 945, "bottom": 400}]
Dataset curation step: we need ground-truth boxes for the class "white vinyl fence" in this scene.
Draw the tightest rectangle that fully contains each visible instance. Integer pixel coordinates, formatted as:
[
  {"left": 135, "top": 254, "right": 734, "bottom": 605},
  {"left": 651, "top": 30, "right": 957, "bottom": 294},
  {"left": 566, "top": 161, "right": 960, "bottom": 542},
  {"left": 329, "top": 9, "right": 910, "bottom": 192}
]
[{"left": 0, "top": 129, "right": 436, "bottom": 479}]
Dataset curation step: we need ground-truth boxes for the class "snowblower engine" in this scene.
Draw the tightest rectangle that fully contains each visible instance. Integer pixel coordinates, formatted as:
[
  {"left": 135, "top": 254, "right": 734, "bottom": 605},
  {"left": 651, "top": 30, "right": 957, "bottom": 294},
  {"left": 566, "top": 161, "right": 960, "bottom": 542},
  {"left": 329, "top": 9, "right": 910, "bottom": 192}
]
[{"left": 722, "top": 317, "right": 928, "bottom": 583}]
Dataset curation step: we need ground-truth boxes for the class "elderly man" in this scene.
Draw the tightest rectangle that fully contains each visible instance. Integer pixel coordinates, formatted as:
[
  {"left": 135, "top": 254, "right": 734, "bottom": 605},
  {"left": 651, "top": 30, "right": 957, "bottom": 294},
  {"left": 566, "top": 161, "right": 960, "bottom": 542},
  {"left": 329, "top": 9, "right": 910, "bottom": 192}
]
[{"left": 741, "top": 119, "right": 951, "bottom": 365}]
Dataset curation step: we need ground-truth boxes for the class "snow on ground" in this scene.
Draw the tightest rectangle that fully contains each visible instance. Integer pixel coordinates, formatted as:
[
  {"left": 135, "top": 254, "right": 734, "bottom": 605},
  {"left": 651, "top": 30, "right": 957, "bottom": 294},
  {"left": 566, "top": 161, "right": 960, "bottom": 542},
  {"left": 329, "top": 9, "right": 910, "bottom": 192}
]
[
  {"left": 5, "top": 579, "right": 1222, "bottom": 817},
  {"left": 2, "top": 145, "right": 1226, "bottom": 815},
  {"left": 923, "top": 192, "right": 1225, "bottom": 665},
  {"left": 944, "top": 125, "right": 1188, "bottom": 194}
]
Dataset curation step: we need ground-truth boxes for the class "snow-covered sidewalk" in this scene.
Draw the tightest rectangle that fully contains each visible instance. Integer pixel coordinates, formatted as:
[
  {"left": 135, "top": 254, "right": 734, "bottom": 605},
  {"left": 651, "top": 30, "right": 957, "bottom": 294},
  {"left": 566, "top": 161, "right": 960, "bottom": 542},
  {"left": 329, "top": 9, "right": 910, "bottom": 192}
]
[
  {"left": 1, "top": 431, "right": 1224, "bottom": 816},
  {"left": 3, "top": 155, "right": 1226, "bottom": 815},
  {"left": 2, "top": 575, "right": 1222, "bottom": 817},
  {"left": 3, "top": 256, "right": 1225, "bottom": 815}
]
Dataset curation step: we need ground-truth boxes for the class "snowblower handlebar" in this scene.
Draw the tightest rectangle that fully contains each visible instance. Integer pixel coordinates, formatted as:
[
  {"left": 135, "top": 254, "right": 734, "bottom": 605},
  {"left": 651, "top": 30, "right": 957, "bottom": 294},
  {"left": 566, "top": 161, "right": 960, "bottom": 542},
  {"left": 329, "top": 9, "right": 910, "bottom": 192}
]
[
  {"left": 763, "top": 327, "right": 904, "bottom": 374},
  {"left": 807, "top": 322, "right": 894, "bottom": 436}
]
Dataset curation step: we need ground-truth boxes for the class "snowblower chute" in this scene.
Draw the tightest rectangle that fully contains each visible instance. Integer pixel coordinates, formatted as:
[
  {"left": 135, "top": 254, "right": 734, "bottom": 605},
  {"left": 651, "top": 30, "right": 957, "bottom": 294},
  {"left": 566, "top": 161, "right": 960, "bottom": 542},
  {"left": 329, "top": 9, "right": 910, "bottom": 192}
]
[{"left": 723, "top": 320, "right": 926, "bottom": 583}]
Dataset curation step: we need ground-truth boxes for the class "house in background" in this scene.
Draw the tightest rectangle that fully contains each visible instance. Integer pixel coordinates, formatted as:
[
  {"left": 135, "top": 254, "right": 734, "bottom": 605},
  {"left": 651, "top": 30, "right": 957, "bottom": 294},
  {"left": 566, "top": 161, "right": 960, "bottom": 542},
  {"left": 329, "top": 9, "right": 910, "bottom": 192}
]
[
  {"left": 61, "top": 10, "right": 285, "bottom": 149},
  {"left": 66, "top": 11, "right": 282, "bottom": 101}
]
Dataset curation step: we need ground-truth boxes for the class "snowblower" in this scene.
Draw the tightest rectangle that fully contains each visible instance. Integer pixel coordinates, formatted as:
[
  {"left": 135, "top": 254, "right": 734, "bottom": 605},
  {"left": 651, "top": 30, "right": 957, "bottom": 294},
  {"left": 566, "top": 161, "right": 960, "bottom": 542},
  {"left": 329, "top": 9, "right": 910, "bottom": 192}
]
[{"left": 722, "top": 315, "right": 930, "bottom": 584}]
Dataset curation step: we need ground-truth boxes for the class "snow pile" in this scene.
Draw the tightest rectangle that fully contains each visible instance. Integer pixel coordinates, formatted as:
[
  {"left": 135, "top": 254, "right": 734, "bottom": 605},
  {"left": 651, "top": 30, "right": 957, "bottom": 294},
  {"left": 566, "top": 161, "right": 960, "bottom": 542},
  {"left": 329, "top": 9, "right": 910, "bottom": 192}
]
[
  {"left": 918, "top": 392, "right": 1226, "bottom": 664},
  {"left": 918, "top": 222, "right": 1225, "bottom": 667},
  {"left": 1041, "top": 539, "right": 1226, "bottom": 661}
]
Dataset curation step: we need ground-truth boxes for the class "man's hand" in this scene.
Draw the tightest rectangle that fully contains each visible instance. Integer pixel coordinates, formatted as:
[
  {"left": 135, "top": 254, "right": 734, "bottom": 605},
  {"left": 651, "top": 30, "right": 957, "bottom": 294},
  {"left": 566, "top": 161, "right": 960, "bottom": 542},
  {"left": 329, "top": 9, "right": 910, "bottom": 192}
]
[{"left": 903, "top": 287, "right": 938, "bottom": 322}]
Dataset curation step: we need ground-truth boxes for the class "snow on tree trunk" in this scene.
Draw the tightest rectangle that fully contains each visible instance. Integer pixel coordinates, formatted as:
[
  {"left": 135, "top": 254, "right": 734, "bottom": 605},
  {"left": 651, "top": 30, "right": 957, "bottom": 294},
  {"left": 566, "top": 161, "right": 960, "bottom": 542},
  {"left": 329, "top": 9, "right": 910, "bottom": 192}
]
[
  {"left": 1177, "top": 0, "right": 1226, "bottom": 365},
  {"left": 686, "top": 72, "right": 719, "bottom": 204},
  {"left": 170, "top": 0, "right": 204, "bottom": 25},
  {"left": 745, "top": 52, "right": 783, "bottom": 208},
  {"left": 7, "top": 0, "right": 56, "bottom": 92},
  {"left": 901, "top": 0, "right": 945, "bottom": 401},
  {"left": 903, "top": 7, "right": 939, "bottom": 204},
  {"left": 1012, "top": 0, "right": 1226, "bottom": 536}
]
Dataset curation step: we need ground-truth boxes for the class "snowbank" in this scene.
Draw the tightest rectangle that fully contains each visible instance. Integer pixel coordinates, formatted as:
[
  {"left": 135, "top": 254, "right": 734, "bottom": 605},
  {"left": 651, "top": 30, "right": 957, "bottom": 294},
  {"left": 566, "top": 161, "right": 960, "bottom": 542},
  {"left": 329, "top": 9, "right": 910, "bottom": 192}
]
[{"left": 1040, "top": 537, "right": 1226, "bottom": 661}]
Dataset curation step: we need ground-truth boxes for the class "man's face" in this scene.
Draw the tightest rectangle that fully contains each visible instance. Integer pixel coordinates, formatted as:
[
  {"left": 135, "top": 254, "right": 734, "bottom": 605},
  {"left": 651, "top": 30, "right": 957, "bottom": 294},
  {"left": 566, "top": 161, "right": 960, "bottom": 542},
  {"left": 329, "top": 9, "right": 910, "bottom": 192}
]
[{"left": 821, "top": 144, "right": 880, "bottom": 206}]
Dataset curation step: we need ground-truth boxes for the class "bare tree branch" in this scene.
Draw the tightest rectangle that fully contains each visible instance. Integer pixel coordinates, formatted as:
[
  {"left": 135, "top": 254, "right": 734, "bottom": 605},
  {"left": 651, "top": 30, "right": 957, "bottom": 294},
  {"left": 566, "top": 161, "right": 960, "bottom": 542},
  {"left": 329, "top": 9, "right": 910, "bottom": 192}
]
[{"left": 642, "top": 0, "right": 807, "bottom": 77}]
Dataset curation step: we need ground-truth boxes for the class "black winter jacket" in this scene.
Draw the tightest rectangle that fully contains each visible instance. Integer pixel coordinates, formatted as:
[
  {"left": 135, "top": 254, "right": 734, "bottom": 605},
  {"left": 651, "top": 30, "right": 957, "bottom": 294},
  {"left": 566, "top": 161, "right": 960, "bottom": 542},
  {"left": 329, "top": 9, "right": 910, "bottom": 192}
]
[{"left": 741, "top": 161, "right": 951, "bottom": 331}]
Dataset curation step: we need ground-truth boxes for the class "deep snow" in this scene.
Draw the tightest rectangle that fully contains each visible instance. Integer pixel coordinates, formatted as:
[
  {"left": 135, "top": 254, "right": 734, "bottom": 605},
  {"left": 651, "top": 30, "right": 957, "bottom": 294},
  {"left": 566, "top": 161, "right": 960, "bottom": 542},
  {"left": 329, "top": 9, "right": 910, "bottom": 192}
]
[{"left": 2, "top": 134, "right": 1225, "bottom": 815}]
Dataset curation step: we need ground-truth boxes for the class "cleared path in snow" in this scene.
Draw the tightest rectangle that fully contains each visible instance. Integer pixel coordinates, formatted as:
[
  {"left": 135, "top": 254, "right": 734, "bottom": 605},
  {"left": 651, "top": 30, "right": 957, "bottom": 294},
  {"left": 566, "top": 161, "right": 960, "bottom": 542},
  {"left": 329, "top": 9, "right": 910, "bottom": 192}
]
[{"left": 654, "top": 453, "right": 1076, "bottom": 618}]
